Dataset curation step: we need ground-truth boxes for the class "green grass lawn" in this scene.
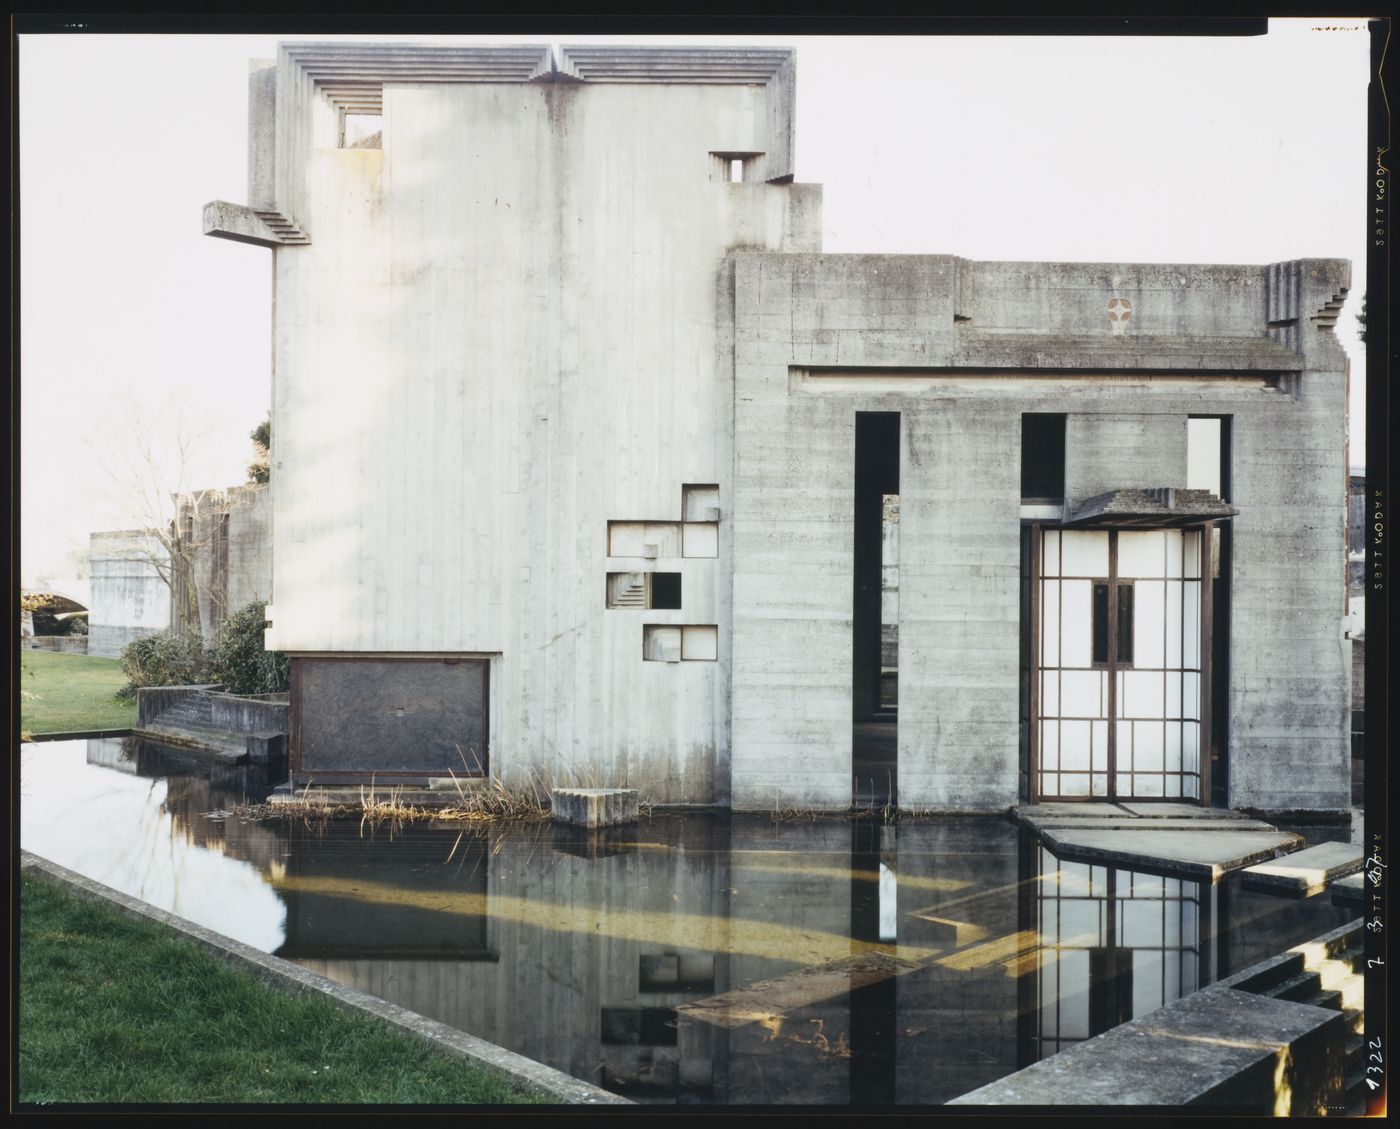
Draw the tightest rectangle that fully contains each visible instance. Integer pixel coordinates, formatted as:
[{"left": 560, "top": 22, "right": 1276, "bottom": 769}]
[
  {"left": 19, "top": 874, "right": 543, "bottom": 1105},
  {"left": 19, "top": 649, "right": 135, "bottom": 734}
]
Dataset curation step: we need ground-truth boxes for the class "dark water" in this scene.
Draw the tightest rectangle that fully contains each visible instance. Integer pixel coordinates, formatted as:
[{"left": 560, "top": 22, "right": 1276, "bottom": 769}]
[{"left": 20, "top": 738, "right": 1356, "bottom": 1105}]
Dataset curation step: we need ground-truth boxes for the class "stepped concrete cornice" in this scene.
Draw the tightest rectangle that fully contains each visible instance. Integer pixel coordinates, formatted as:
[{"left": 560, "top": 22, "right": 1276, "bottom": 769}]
[
  {"left": 282, "top": 43, "right": 554, "bottom": 111},
  {"left": 555, "top": 45, "right": 793, "bottom": 83}
]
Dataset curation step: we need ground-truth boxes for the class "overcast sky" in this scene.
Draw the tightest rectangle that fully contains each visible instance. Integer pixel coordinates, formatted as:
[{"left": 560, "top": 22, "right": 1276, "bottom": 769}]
[{"left": 18, "top": 19, "right": 1373, "bottom": 587}]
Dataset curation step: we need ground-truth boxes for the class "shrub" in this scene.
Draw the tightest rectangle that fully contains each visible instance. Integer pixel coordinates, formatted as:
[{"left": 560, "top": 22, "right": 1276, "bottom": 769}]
[
  {"left": 119, "top": 629, "right": 207, "bottom": 698},
  {"left": 208, "top": 602, "right": 289, "bottom": 696}
]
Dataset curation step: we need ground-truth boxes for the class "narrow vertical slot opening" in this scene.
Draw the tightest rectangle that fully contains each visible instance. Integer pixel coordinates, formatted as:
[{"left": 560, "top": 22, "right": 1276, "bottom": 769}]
[{"left": 854, "top": 412, "right": 900, "bottom": 807}]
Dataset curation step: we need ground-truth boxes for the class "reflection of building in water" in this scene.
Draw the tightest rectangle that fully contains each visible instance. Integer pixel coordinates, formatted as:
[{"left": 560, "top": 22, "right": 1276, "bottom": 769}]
[
  {"left": 1022, "top": 847, "right": 1205, "bottom": 1061},
  {"left": 85, "top": 736, "right": 287, "bottom": 875},
  {"left": 275, "top": 823, "right": 496, "bottom": 961},
  {"left": 27, "top": 745, "right": 1363, "bottom": 1105}
]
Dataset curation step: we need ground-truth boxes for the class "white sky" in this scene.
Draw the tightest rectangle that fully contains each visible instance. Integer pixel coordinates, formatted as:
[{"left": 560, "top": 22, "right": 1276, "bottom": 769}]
[{"left": 18, "top": 20, "right": 1373, "bottom": 587}]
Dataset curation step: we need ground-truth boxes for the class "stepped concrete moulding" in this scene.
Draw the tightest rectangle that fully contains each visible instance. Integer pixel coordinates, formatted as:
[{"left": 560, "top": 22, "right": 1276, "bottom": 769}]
[
  {"left": 203, "top": 42, "right": 1352, "bottom": 819},
  {"left": 550, "top": 787, "right": 640, "bottom": 828}
]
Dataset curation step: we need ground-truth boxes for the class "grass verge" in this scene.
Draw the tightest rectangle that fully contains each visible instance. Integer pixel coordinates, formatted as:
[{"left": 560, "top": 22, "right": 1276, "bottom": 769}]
[
  {"left": 18, "top": 874, "right": 543, "bottom": 1105},
  {"left": 19, "top": 649, "right": 135, "bottom": 735}
]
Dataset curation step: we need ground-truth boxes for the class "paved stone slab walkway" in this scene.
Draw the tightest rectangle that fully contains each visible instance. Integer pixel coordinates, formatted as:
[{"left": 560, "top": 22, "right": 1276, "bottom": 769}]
[
  {"left": 1241, "top": 840, "right": 1362, "bottom": 895},
  {"left": 1013, "top": 802, "right": 1301, "bottom": 879}
]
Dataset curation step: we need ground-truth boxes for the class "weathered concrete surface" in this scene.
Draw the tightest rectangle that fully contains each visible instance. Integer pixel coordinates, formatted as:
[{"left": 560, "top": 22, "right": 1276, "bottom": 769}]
[
  {"left": 1015, "top": 802, "right": 1298, "bottom": 876},
  {"left": 174, "top": 485, "right": 272, "bottom": 638},
  {"left": 87, "top": 529, "right": 170, "bottom": 658},
  {"left": 551, "top": 787, "right": 640, "bottom": 828},
  {"left": 19, "top": 851, "right": 629, "bottom": 1105},
  {"left": 1038, "top": 826, "right": 1301, "bottom": 880},
  {"left": 1241, "top": 840, "right": 1362, "bottom": 896},
  {"left": 949, "top": 984, "right": 1346, "bottom": 1111},
  {"left": 730, "top": 254, "right": 1349, "bottom": 812},
  {"left": 231, "top": 45, "right": 820, "bottom": 805},
  {"left": 1116, "top": 802, "right": 1232, "bottom": 818}
]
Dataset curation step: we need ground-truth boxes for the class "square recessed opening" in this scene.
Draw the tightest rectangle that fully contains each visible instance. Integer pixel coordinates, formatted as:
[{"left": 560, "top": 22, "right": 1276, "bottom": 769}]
[
  {"left": 609, "top": 520, "right": 682, "bottom": 559},
  {"left": 681, "top": 522, "right": 718, "bottom": 558},
  {"left": 341, "top": 113, "right": 383, "bottom": 149},
  {"left": 710, "top": 152, "right": 762, "bottom": 183},
  {"left": 682, "top": 484, "right": 720, "bottom": 522},
  {"left": 651, "top": 572, "right": 682, "bottom": 610},
  {"left": 680, "top": 624, "right": 718, "bottom": 662},
  {"left": 606, "top": 572, "right": 681, "bottom": 610},
  {"left": 643, "top": 625, "right": 682, "bottom": 662}
]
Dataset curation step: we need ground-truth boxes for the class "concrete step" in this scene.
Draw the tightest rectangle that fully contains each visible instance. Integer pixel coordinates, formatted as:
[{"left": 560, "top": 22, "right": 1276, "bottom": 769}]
[
  {"left": 1267, "top": 970, "right": 1323, "bottom": 1004},
  {"left": 135, "top": 724, "right": 250, "bottom": 764},
  {"left": 1303, "top": 988, "right": 1342, "bottom": 1012},
  {"left": 1240, "top": 840, "right": 1363, "bottom": 896},
  {"left": 1226, "top": 951, "right": 1306, "bottom": 995}
]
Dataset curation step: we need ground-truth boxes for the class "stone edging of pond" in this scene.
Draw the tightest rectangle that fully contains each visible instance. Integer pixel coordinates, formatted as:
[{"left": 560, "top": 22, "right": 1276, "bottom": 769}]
[{"left": 19, "top": 850, "right": 631, "bottom": 1107}]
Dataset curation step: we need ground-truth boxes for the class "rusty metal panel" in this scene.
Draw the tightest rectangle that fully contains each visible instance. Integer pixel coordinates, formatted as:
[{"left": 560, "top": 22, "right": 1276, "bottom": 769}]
[{"left": 294, "top": 656, "right": 488, "bottom": 776}]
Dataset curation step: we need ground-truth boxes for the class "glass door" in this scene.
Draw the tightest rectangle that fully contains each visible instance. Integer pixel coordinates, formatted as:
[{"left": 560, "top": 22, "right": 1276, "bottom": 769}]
[{"left": 1032, "top": 528, "right": 1208, "bottom": 801}]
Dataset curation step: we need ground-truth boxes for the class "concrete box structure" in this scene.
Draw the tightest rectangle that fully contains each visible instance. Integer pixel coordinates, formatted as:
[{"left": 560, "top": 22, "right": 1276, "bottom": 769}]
[
  {"left": 88, "top": 530, "right": 171, "bottom": 658},
  {"left": 206, "top": 43, "right": 1351, "bottom": 816},
  {"left": 171, "top": 484, "right": 273, "bottom": 638},
  {"left": 87, "top": 485, "right": 272, "bottom": 658}
]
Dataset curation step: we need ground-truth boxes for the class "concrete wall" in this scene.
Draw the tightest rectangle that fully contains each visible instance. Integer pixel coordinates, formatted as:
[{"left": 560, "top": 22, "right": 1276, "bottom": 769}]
[
  {"left": 24, "top": 635, "right": 89, "bottom": 654},
  {"left": 250, "top": 47, "right": 819, "bottom": 801},
  {"left": 178, "top": 484, "right": 272, "bottom": 639},
  {"left": 730, "top": 255, "right": 1350, "bottom": 814},
  {"left": 87, "top": 530, "right": 170, "bottom": 658}
]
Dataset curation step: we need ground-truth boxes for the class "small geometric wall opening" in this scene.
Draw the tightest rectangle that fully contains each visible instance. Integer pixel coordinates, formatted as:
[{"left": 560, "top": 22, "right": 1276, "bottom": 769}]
[
  {"left": 651, "top": 572, "right": 682, "bottom": 609},
  {"left": 681, "top": 522, "right": 718, "bottom": 558},
  {"left": 340, "top": 113, "right": 382, "bottom": 149},
  {"left": 609, "top": 520, "right": 717, "bottom": 559},
  {"left": 609, "top": 521, "right": 680, "bottom": 559},
  {"left": 682, "top": 484, "right": 721, "bottom": 521},
  {"left": 709, "top": 152, "right": 762, "bottom": 182},
  {"left": 681, "top": 624, "right": 718, "bottom": 661},
  {"left": 607, "top": 572, "right": 682, "bottom": 610},
  {"left": 643, "top": 624, "right": 717, "bottom": 663}
]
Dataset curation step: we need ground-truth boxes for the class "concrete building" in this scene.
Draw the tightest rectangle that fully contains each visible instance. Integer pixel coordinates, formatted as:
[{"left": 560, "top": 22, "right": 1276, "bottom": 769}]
[
  {"left": 170, "top": 484, "right": 274, "bottom": 639},
  {"left": 87, "top": 485, "right": 272, "bottom": 658},
  {"left": 87, "top": 531, "right": 170, "bottom": 658},
  {"left": 205, "top": 43, "right": 1351, "bottom": 816}
]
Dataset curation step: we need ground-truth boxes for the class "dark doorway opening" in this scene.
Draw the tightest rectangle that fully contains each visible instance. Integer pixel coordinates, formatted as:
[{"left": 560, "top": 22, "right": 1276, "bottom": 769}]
[{"left": 854, "top": 412, "right": 900, "bottom": 805}]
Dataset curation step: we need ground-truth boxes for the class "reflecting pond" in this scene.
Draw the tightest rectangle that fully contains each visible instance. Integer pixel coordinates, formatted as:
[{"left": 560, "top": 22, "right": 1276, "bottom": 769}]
[{"left": 20, "top": 739, "right": 1356, "bottom": 1105}]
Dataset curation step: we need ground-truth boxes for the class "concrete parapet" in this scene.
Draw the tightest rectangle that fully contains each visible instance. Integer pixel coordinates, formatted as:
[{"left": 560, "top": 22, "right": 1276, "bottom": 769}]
[
  {"left": 135, "top": 685, "right": 288, "bottom": 765},
  {"left": 951, "top": 984, "right": 1346, "bottom": 1111},
  {"left": 550, "top": 787, "right": 640, "bottom": 828},
  {"left": 24, "top": 635, "right": 89, "bottom": 654}
]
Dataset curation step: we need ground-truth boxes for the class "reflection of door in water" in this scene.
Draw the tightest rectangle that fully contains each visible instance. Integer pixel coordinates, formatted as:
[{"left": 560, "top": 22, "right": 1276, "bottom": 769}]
[{"left": 1033, "top": 528, "right": 1207, "bottom": 801}]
